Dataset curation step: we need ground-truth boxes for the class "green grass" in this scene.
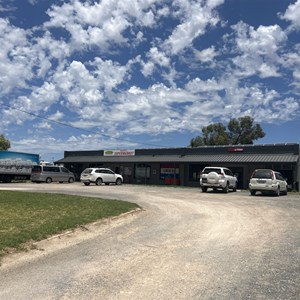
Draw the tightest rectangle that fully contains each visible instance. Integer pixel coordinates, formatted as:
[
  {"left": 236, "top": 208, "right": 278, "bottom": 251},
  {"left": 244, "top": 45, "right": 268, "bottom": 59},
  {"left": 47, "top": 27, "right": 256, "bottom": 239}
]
[{"left": 0, "top": 191, "right": 140, "bottom": 258}]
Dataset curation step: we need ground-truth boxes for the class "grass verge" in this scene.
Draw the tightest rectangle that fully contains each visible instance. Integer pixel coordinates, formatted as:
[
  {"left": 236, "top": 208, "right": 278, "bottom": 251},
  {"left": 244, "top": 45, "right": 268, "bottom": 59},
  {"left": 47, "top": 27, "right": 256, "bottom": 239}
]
[{"left": 0, "top": 191, "right": 140, "bottom": 259}]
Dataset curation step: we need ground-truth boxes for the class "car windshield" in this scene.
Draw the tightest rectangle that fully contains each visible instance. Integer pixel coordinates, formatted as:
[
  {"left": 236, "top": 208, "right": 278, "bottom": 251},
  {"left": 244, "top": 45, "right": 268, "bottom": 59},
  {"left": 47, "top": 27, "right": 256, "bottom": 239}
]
[
  {"left": 202, "top": 168, "right": 222, "bottom": 174},
  {"left": 82, "top": 168, "right": 93, "bottom": 174},
  {"left": 252, "top": 170, "right": 273, "bottom": 179}
]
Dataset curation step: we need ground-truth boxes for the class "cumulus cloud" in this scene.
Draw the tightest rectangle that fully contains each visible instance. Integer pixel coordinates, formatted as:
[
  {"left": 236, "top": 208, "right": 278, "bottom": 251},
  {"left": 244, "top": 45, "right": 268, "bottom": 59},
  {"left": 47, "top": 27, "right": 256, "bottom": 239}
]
[
  {"left": 44, "top": 0, "right": 160, "bottom": 52},
  {"left": 163, "top": 0, "right": 224, "bottom": 55},
  {"left": 0, "top": 19, "right": 32, "bottom": 94},
  {"left": 194, "top": 46, "right": 218, "bottom": 63},
  {"left": 280, "top": 0, "right": 300, "bottom": 30},
  {"left": 230, "top": 22, "right": 287, "bottom": 78}
]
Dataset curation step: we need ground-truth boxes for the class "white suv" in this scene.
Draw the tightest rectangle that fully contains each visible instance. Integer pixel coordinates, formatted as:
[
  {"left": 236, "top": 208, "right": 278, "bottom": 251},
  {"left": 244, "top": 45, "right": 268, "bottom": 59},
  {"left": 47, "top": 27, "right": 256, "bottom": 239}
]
[
  {"left": 200, "top": 167, "right": 238, "bottom": 193},
  {"left": 80, "top": 168, "right": 123, "bottom": 186},
  {"left": 249, "top": 169, "right": 288, "bottom": 196}
]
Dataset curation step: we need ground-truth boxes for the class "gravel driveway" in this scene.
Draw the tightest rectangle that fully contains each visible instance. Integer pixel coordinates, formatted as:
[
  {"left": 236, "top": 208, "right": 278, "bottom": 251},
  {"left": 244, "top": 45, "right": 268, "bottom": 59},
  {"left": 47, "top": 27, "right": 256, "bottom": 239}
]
[{"left": 0, "top": 183, "right": 299, "bottom": 299}]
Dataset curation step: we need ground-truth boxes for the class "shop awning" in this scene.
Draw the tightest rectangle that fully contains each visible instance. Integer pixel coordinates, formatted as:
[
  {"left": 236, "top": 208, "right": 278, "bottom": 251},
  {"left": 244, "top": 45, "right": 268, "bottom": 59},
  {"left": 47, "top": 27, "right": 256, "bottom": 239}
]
[{"left": 56, "top": 153, "right": 298, "bottom": 164}]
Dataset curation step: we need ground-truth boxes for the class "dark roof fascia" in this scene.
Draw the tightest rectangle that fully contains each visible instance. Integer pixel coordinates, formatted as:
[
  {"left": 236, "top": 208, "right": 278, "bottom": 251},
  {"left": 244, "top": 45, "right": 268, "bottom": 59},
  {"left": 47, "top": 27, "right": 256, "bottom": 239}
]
[
  {"left": 136, "top": 143, "right": 300, "bottom": 156},
  {"left": 62, "top": 143, "right": 300, "bottom": 159}
]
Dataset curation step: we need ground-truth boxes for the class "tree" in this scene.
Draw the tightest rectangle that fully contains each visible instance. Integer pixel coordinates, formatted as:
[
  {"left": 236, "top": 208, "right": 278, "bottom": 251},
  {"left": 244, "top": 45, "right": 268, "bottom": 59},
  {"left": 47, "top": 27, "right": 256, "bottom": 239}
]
[
  {"left": 0, "top": 134, "right": 11, "bottom": 150},
  {"left": 227, "top": 116, "right": 265, "bottom": 145},
  {"left": 190, "top": 123, "right": 229, "bottom": 147},
  {"left": 190, "top": 136, "right": 205, "bottom": 147},
  {"left": 201, "top": 123, "right": 230, "bottom": 145},
  {"left": 189, "top": 116, "right": 265, "bottom": 147}
]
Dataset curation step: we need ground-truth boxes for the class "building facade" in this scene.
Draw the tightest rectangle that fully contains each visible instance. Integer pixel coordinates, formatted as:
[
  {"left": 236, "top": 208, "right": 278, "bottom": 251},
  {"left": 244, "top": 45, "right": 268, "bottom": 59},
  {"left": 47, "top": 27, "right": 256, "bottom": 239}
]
[{"left": 56, "top": 143, "right": 300, "bottom": 190}]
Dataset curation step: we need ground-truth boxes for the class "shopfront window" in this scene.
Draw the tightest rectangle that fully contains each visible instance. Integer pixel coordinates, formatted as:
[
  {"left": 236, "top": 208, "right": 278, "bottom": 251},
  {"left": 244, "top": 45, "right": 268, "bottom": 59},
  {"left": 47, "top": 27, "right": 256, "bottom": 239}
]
[
  {"left": 189, "top": 164, "right": 205, "bottom": 181},
  {"left": 160, "top": 164, "right": 179, "bottom": 180},
  {"left": 135, "top": 164, "right": 151, "bottom": 179}
]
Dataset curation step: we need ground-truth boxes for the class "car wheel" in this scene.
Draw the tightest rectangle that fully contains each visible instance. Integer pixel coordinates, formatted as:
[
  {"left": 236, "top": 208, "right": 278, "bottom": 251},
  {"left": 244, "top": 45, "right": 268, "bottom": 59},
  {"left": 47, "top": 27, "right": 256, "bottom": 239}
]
[
  {"left": 201, "top": 187, "right": 207, "bottom": 192},
  {"left": 96, "top": 178, "right": 103, "bottom": 186},
  {"left": 223, "top": 182, "right": 229, "bottom": 193},
  {"left": 68, "top": 177, "right": 74, "bottom": 183},
  {"left": 46, "top": 177, "right": 52, "bottom": 183},
  {"left": 250, "top": 190, "right": 256, "bottom": 196},
  {"left": 283, "top": 187, "right": 288, "bottom": 195},
  {"left": 116, "top": 178, "right": 122, "bottom": 185},
  {"left": 84, "top": 182, "right": 90, "bottom": 186},
  {"left": 233, "top": 183, "right": 237, "bottom": 192},
  {"left": 275, "top": 186, "right": 280, "bottom": 196}
]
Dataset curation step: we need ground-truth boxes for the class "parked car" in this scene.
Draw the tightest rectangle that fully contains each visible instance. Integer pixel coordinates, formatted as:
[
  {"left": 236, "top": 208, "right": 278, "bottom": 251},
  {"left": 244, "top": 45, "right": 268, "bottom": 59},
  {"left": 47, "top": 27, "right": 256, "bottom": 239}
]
[
  {"left": 200, "top": 166, "right": 238, "bottom": 193},
  {"left": 80, "top": 168, "right": 123, "bottom": 186},
  {"left": 31, "top": 165, "right": 75, "bottom": 183},
  {"left": 249, "top": 169, "right": 288, "bottom": 196}
]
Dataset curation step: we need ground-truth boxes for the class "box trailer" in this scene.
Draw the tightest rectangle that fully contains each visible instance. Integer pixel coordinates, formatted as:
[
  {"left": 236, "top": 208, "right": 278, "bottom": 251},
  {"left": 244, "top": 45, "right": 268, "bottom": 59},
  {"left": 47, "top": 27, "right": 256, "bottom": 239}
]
[{"left": 0, "top": 151, "right": 39, "bottom": 183}]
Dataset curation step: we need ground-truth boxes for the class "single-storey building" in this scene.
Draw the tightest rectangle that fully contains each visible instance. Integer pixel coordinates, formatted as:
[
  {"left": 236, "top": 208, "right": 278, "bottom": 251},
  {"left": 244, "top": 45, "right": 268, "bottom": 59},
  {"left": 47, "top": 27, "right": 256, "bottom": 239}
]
[{"left": 56, "top": 143, "right": 300, "bottom": 190}]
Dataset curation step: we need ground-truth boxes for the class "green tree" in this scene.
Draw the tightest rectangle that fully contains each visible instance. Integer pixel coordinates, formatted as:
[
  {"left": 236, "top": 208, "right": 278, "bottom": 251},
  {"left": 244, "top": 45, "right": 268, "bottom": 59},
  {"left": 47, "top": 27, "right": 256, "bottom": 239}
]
[
  {"left": 189, "top": 116, "right": 265, "bottom": 147},
  {"left": 190, "top": 123, "right": 229, "bottom": 147},
  {"left": 190, "top": 136, "right": 205, "bottom": 147},
  {"left": 227, "top": 116, "right": 265, "bottom": 144},
  {"left": 0, "top": 134, "right": 11, "bottom": 150},
  {"left": 202, "top": 123, "right": 230, "bottom": 145}
]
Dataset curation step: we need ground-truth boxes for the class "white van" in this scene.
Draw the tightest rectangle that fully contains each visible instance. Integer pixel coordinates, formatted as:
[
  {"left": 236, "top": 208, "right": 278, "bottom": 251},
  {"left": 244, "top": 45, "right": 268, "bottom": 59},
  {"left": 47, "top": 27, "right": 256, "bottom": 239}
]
[{"left": 31, "top": 165, "right": 75, "bottom": 183}]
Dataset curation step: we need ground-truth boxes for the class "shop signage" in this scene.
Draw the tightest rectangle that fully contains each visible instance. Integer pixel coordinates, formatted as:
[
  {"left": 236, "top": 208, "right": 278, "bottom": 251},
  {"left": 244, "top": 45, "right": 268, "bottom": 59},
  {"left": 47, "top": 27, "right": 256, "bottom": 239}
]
[
  {"left": 104, "top": 150, "right": 135, "bottom": 156},
  {"left": 160, "top": 164, "right": 179, "bottom": 179},
  {"left": 227, "top": 147, "right": 244, "bottom": 152}
]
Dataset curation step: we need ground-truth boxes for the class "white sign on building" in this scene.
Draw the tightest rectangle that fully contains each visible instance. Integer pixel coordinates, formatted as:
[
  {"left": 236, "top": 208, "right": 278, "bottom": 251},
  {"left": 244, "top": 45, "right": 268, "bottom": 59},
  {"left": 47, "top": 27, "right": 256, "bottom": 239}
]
[{"left": 104, "top": 150, "right": 135, "bottom": 156}]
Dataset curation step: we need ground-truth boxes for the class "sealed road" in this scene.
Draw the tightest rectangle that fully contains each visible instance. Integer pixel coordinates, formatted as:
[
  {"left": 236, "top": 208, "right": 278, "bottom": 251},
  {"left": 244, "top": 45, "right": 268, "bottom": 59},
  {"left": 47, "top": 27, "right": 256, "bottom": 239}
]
[{"left": 0, "top": 183, "right": 300, "bottom": 299}]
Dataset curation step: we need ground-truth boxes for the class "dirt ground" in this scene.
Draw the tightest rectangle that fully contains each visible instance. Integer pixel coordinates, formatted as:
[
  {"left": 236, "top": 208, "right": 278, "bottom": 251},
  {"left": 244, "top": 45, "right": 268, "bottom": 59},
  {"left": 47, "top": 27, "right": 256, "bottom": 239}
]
[{"left": 0, "top": 183, "right": 300, "bottom": 299}]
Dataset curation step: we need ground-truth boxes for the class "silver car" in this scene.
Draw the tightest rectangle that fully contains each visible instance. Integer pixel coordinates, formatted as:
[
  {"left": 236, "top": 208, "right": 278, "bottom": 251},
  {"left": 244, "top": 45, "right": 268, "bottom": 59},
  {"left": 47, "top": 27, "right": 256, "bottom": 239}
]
[
  {"left": 249, "top": 169, "right": 288, "bottom": 196},
  {"left": 80, "top": 168, "right": 123, "bottom": 186},
  {"left": 31, "top": 165, "right": 75, "bottom": 183}
]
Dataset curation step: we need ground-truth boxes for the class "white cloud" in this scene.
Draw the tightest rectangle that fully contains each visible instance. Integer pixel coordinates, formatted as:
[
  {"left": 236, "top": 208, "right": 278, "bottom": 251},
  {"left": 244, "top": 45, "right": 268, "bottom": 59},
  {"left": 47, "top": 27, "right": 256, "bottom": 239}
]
[
  {"left": 1, "top": 82, "right": 61, "bottom": 126},
  {"left": 282, "top": 46, "right": 300, "bottom": 88},
  {"left": 194, "top": 46, "right": 218, "bottom": 63},
  {"left": 34, "top": 121, "right": 52, "bottom": 130},
  {"left": 44, "top": 0, "right": 160, "bottom": 52},
  {"left": 52, "top": 60, "right": 103, "bottom": 108},
  {"left": 91, "top": 57, "right": 129, "bottom": 92},
  {"left": 163, "top": 0, "right": 224, "bottom": 55},
  {"left": 0, "top": 1, "right": 16, "bottom": 12},
  {"left": 0, "top": 19, "right": 32, "bottom": 94},
  {"left": 231, "top": 22, "right": 287, "bottom": 78},
  {"left": 138, "top": 0, "right": 224, "bottom": 78},
  {"left": 148, "top": 47, "right": 171, "bottom": 67},
  {"left": 141, "top": 60, "right": 155, "bottom": 77},
  {"left": 35, "top": 31, "right": 70, "bottom": 61},
  {"left": 185, "top": 77, "right": 223, "bottom": 93},
  {"left": 280, "top": 0, "right": 300, "bottom": 30},
  {"left": 48, "top": 110, "right": 64, "bottom": 121}
]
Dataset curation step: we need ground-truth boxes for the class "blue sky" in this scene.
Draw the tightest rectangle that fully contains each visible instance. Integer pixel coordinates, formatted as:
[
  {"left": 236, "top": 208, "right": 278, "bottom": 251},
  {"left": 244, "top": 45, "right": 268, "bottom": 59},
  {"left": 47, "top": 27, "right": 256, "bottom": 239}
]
[{"left": 0, "top": 0, "right": 300, "bottom": 162}]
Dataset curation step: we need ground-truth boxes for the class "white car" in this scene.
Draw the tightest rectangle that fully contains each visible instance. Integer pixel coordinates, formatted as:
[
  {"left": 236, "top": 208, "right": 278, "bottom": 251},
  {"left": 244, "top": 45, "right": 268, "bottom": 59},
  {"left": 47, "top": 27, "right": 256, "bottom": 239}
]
[
  {"left": 80, "top": 168, "right": 123, "bottom": 186},
  {"left": 249, "top": 169, "right": 288, "bottom": 196},
  {"left": 200, "top": 167, "right": 238, "bottom": 193}
]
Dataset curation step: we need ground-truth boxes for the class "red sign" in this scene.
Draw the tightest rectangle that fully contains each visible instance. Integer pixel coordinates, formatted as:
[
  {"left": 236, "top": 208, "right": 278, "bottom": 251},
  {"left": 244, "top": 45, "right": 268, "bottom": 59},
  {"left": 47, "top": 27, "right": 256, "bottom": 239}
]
[{"left": 227, "top": 147, "right": 244, "bottom": 152}]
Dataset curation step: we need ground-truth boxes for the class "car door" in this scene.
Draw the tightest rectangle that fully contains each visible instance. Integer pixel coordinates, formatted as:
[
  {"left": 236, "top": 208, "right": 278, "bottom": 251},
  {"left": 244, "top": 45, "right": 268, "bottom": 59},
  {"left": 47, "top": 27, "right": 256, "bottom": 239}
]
[
  {"left": 103, "top": 169, "right": 115, "bottom": 183},
  {"left": 60, "top": 167, "right": 71, "bottom": 182},
  {"left": 275, "top": 172, "right": 285, "bottom": 191},
  {"left": 225, "top": 169, "right": 234, "bottom": 187}
]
